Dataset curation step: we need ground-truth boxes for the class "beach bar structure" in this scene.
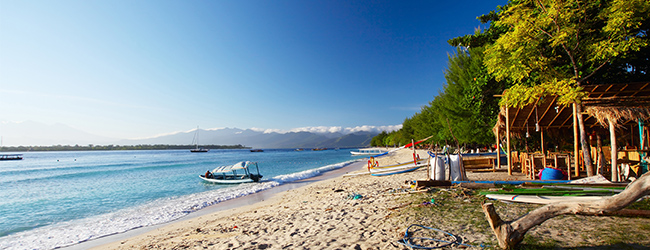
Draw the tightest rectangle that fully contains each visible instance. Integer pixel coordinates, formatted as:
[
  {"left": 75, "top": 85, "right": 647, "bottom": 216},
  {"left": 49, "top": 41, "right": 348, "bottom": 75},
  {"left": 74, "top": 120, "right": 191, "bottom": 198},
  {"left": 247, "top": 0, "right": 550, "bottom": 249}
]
[{"left": 493, "top": 82, "right": 650, "bottom": 181}]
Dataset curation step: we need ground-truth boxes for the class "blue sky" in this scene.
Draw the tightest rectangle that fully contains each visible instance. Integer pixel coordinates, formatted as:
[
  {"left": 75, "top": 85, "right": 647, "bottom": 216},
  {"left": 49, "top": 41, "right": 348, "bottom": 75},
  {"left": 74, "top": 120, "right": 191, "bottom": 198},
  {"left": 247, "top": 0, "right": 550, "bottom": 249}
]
[{"left": 0, "top": 0, "right": 506, "bottom": 140}]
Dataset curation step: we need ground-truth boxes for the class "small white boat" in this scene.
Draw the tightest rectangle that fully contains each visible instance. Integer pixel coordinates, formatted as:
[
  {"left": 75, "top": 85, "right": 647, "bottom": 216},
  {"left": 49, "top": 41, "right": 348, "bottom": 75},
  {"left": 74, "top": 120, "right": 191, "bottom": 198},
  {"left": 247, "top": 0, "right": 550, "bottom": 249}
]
[
  {"left": 351, "top": 148, "right": 386, "bottom": 156},
  {"left": 485, "top": 194, "right": 607, "bottom": 205},
  {"left": 200, "top": 161, "right": 263, "bottom": 184},
  {"left": 369, "top": 159, "right": 428, "bottom": 176},
  {"left": 190, "top": 126, "right": 209, "bottom": 153}
]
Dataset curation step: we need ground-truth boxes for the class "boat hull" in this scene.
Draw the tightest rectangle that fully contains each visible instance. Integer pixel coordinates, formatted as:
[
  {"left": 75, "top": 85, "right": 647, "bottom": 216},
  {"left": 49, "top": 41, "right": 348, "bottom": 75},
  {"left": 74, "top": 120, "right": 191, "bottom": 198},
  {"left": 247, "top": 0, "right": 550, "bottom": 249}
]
[
  {"left": 0, "top": 154, "right": 23, "bottom": 160},
  {"left": 370, "top": 166, "right": 420, "bottom": 176},
  {"left": 485, "top": 194, "right": 607, "bottom": 204},
  {"left": 369, "top": 160, "right": 428, "bottom": 176},
  {"left": 199, "top": 174, "right": 262, "bottom": 184}
]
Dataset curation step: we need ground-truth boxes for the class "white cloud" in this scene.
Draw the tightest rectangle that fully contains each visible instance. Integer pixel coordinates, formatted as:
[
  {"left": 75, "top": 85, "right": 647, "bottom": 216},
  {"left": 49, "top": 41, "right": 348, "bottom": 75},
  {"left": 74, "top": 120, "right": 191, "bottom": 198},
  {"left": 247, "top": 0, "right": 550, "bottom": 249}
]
[
  {"left": 250, "top": 127, "right": 283, "bottom": 134},
  {"left": 343, "top": 125, "right": 402, "bottom": 134},
  {"left": 245, "top": 125, "right": 402, "bottom": 135}
]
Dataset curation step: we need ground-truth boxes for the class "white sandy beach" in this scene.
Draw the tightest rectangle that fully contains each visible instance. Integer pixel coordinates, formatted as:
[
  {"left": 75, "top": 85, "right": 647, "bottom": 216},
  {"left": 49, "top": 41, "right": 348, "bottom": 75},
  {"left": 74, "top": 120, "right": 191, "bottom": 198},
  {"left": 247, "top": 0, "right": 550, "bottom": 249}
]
[
  {"left": 92, "top": 148, "right": 650, "bottom": 249},
  {"left": 90, "top": 149, "right": 505, "bottom": 249}
]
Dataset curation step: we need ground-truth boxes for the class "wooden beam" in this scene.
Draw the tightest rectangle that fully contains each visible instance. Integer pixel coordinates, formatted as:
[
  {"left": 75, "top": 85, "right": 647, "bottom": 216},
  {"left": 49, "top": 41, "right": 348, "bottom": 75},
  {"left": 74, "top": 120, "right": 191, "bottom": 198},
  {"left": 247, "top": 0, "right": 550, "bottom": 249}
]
[
  {"left": 538, "top": 96, "right": 557, "bottom": 129},
  {"left": 559, "top": 111, "right": 573, "bottom": 127}
]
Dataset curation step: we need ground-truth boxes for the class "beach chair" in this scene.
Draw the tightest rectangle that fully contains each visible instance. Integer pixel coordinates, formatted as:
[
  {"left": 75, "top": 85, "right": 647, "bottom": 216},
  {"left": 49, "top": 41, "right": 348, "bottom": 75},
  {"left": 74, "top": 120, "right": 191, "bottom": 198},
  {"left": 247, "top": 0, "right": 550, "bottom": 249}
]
[
  {"left": 598, "top": 146, "right": 612, "bottom": 175},
  {"left": 510, "top": 151, "right": 520, "bottom": 171},
  {"left": 520, "top": 152, "right": 531, "bottom": 176},
  {"left": 554, "top": 153, "right": 571, "bottom": 177},
  {"left": 529, "top": 154, "right": 546, "bottom": 179}
]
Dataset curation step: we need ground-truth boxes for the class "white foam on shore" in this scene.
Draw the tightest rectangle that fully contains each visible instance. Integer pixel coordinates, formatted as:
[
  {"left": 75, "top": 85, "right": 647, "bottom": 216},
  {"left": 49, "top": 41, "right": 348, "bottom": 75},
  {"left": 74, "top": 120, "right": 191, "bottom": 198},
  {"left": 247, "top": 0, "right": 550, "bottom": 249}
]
[{"left": 0, "top": 160, "right": 359, "bottom": 250}]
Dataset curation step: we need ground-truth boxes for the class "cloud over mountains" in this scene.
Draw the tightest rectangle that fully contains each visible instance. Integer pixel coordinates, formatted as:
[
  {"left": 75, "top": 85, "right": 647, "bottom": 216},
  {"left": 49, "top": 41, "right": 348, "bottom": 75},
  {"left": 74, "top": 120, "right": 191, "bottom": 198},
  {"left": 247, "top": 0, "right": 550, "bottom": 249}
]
[{"left": 0, "top": 121, "right": 400, "bottom": 148}]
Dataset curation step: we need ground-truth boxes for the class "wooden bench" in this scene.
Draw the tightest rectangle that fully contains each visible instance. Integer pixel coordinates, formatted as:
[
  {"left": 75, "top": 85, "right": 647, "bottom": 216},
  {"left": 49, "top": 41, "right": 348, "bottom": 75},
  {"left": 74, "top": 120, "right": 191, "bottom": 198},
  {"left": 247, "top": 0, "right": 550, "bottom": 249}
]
[{"left": 463, "top": 155, "right": 496, "bottom": 172}]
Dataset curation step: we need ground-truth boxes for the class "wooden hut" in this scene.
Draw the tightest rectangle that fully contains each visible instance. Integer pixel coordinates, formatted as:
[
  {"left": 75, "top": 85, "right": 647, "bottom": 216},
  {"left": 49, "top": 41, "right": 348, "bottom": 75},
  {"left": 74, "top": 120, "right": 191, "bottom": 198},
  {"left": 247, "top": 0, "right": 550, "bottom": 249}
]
[{"left": 494, "top": 82, "right": 650, "bottom": 181}]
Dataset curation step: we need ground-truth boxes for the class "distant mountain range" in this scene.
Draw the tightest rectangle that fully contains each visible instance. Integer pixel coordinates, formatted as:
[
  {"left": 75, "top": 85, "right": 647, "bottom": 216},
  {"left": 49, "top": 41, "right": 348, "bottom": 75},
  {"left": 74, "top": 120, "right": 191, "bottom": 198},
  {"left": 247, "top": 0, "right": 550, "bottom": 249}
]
[
  {"left": 0, "top": 121, "right": 381, "bottom": 148},
  {"left": 119, "top": 128, "right": 377, "bottom": 149}
]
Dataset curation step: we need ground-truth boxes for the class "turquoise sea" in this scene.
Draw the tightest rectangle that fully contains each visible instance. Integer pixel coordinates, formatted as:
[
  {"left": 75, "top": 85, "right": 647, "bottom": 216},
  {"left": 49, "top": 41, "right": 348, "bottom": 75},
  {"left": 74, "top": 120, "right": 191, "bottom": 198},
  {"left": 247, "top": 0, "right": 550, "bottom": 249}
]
[{"left": 0, "top": 149, "right": 365, "bottom": 250}]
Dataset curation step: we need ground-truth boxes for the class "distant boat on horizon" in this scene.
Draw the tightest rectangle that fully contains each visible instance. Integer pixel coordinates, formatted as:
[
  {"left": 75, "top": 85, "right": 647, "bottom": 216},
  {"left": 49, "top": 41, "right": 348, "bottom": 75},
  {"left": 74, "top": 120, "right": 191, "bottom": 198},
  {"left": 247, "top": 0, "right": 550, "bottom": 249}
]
[
  {"left": 0, "top": 154, "right": 23, "bottom": 161},
  {"left": 190, "top": 126, "right": 209, "bottom": 153}
]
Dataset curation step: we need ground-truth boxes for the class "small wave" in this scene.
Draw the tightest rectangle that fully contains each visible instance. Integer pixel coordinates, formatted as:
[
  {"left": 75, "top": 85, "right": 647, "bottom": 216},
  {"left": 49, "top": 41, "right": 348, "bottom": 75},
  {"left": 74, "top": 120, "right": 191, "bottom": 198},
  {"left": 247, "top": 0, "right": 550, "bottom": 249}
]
[
  {"left": 0, "top": 159, "right": 358, "bottom": 250},
  {"left": 270, "top": 160, "right": 355, "bottom": 183}
]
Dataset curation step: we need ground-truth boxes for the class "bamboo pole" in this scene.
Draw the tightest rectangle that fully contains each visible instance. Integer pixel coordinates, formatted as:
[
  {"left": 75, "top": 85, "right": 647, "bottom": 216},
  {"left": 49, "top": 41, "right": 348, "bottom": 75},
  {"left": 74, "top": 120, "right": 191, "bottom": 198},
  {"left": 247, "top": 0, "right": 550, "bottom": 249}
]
[
  {"left": 540, "top": 128, "right": 545, "bottom": 155},
  {"left": 506, "top": 107, "right": 512, "bottom": 175},
  {"left": 539, "top": 128, "right": 547, "bottom": 168},
  {"left": 573, "top": 103, "right": 580, "bottom": 177},
  {"left": 496, "top": 126, "right": 501, "bottom": 169}
]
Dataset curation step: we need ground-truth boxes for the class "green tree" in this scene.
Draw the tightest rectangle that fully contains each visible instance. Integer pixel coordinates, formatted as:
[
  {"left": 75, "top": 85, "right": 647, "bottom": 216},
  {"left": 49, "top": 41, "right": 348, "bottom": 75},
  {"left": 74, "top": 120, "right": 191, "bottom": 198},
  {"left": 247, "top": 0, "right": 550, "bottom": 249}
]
[
  {"left": 483, "top": 0, "right": 650, "bottom": 175},
  {"left": 440, "top": 46, "right": 507, "bottom": 145},
  {"left": 374, "top": 45, "right": 507, "bottom": 149},
  {"left": 371, "top": 131, "right": 388, "bottom": 147}
]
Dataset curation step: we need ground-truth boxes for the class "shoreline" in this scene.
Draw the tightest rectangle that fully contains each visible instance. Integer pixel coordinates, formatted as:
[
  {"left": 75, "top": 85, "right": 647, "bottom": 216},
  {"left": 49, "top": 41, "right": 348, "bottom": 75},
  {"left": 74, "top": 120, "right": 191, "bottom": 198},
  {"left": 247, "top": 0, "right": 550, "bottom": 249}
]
[
  {"left": 92, "top": 149, "right": 445, "bottom": 250},
  {"left": 63, "top": 158, "right": 367, "bottom": 250},
  {"left": 64, "top": 148, "right": 650, "bottom": 249}
]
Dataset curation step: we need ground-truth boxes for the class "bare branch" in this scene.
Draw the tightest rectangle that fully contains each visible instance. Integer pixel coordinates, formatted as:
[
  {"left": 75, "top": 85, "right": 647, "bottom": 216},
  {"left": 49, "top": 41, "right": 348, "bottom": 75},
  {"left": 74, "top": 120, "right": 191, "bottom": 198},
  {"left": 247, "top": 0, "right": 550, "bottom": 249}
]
[
  {"left": 579, "top": 60, "right": 611, "bottom": 84},
  {"left": 484, "top": 172, "right": 650, "bottom": 249}
]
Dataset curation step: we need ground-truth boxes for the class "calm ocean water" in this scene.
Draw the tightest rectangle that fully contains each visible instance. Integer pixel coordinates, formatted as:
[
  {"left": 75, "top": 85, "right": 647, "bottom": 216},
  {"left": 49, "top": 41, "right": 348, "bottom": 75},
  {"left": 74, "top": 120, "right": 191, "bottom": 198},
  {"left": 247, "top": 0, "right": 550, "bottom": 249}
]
[{"left": 0, "top": 149, "right": 365, "bottom": 250}]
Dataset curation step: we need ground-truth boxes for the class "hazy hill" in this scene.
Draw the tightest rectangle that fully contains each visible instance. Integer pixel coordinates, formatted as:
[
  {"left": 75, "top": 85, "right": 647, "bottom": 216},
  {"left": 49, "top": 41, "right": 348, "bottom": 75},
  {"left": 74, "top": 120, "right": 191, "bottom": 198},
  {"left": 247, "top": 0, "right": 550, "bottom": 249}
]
[
  {"left": 120, "top": 128, "right": 376, "bottom": 148},
  {"left": 1, "top": 121, "right": 379, "bottom": 148}
]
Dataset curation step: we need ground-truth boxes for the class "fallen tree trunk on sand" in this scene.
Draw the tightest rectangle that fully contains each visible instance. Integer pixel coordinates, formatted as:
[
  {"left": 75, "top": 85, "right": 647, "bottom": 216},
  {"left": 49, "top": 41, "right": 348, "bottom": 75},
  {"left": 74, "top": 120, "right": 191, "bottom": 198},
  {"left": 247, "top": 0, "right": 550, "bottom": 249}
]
[{"left": 483, "top": 172, "right": 650, "bottom": 249}]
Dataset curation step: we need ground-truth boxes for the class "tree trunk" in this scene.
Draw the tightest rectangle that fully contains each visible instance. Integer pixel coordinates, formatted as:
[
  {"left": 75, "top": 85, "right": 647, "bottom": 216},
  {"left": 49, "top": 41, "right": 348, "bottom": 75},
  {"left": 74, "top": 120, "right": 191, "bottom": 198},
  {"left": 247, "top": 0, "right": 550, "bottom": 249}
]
[
  {"left": 483, "top": 172, "right": 650, "bottom": 249},
  {"left": 609, "top": 118, "right": 618, "bottom": 182},
  {"left": 596, "top": 133, "right": 604, "bottom": 175},
  {"left": 576, "top": 103, "right": 594, "bottom": 176}
]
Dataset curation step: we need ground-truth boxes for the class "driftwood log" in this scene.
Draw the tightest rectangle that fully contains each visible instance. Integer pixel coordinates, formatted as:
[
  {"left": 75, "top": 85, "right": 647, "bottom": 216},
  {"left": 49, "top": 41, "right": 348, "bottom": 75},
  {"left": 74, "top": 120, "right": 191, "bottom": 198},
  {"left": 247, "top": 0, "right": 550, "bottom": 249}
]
[{"left": 483, "top": 172, "right": 650, "bottom": 249}]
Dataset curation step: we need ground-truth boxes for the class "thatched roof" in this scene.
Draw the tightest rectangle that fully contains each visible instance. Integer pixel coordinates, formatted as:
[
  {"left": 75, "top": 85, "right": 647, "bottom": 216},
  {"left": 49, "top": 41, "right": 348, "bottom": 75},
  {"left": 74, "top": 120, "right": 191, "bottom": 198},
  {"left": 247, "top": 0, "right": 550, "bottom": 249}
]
[{"left": 494, "top": 82, "right": 650, "bottom": 137}]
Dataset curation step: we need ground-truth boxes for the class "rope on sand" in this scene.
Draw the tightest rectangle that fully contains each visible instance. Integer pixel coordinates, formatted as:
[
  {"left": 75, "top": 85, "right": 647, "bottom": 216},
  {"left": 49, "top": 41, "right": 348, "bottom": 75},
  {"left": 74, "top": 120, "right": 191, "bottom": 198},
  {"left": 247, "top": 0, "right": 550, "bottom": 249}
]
[{"left": 397, "top": 224, "right": 477, "bottom": 249}]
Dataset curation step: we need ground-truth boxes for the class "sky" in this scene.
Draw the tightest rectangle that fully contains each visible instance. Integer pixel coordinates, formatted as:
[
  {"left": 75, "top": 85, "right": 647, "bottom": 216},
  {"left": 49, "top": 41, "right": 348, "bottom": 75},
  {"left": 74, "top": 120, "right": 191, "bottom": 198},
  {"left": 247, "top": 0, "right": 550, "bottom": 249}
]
[{"left": 0, "top": 0, "right": 507, "bottom": 141}]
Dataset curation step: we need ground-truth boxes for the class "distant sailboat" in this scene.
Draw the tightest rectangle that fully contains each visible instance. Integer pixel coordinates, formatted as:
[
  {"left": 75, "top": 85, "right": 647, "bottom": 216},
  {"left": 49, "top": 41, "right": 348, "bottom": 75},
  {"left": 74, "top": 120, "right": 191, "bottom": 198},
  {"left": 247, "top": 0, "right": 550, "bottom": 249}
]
[{"left": 190, "top": 126, "right": 209, "bottom": 153}]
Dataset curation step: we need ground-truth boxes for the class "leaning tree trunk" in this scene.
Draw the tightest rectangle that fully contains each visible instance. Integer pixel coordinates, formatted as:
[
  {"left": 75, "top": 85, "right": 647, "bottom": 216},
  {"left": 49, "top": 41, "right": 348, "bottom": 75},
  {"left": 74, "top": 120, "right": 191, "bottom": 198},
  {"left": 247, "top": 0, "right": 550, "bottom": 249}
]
[
  {"left": 483, "top": 171, "right": 650, "bottom": 249},
  {"left": 596, "top": 133, "right": 605, "bottom": 175},
  {"left": 576, "top": 103, "right": 594, "bottom": 176}
]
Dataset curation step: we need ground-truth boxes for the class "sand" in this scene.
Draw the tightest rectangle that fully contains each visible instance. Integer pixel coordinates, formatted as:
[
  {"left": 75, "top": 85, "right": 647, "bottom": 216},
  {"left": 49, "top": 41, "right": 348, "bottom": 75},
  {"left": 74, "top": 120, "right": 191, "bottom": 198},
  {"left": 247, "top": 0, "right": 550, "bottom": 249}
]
[{"left": 93, "top": 149, "right": 650, "bottom": 249}]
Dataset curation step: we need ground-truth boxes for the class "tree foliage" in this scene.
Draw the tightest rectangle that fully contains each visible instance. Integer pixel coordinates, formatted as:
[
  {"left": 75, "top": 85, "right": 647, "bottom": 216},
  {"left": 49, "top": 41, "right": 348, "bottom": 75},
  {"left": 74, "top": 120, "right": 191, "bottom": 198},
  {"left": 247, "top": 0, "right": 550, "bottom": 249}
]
[
  {"left": 372, "top": 0, "right": 649, "bottom": 149},
  {"left": 485, "top": 0, "right": 650, "bottom": 107},
  {"left": 372, "top": 46, "right": 508, "bottom": 147}
]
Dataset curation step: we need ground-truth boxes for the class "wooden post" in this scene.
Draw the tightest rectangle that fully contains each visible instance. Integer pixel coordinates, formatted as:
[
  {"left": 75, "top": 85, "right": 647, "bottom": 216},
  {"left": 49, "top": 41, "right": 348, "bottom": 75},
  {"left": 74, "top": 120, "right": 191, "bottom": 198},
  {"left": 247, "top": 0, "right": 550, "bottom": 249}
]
[
  {"left": 411, "top": 139, "right": 416, "bottom": 165},
  {"left": 496, "top": 126, "right": 501, "bottom": 169},
  {"left": 506, "top": 107, "right": 512, "bottom": 175},
  {"left": 540, "top": 128, "right": 545, "bottom": 154},
  {"left": 572, "top": 103, "right": 580, "bottom": 177},
  {"left": 608, "top": 117, "right": 618, "bottom": 182}
]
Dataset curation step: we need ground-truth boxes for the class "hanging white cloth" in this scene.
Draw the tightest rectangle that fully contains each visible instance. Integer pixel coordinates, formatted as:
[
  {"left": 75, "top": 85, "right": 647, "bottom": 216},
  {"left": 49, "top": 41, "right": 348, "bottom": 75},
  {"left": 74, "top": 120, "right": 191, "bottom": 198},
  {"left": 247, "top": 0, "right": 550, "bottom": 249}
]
[
  {"left": 448, "top": 154, "right": 462, "bottom": 181},
  {"left": 430, "top": 156, "right": 446, "bottom": 181}
]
